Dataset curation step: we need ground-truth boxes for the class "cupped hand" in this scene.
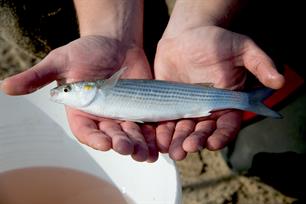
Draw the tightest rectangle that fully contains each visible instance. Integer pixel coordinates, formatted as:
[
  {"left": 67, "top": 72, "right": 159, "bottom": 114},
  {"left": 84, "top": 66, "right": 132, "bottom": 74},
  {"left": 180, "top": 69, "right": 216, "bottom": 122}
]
[
  {"left": 154, "top": 26, "right": 285, "bottom": 160},
  {"left": 1, "top": 36, "right": 158, "bottom": 162}
]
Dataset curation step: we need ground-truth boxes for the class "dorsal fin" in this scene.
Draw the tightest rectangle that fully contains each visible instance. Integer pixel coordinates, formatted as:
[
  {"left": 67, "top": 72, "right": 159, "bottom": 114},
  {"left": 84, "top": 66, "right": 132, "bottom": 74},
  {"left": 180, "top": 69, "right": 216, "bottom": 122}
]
[
  {"left": 97, "top": 67, "right": 127, "bottom": 96},
  {"left": 104, "top": 67, "right": 128, "bottom": 88}
]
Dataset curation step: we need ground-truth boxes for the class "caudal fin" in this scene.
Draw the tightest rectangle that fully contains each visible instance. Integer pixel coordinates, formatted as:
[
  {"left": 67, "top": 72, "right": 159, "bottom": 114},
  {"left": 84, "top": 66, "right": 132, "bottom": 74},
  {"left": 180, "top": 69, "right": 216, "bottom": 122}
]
[{"left": 245, "top": 88, "right": 282, "bottom": 119}]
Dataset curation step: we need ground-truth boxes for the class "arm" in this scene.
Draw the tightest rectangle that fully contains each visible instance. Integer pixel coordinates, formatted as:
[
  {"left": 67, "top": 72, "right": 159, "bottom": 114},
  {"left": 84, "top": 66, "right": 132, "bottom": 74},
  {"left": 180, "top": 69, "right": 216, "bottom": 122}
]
[
  {"left": 159, "top": 0, "right": 283, "bottom": 89},
  {"left": 2, "top": 0, "right": 157, "bottom": 162},
  {"left": 70, "top": 0, "right": 156, "bottom": 162},
  {"left": 163, "top": 0, "right": 240, "bottom": 38},
  {"left": 154, "top": 0, "right": 284, "bottom": 160},
  {"left": 74, "top": 0, "right": 143, "bottom": 46}
]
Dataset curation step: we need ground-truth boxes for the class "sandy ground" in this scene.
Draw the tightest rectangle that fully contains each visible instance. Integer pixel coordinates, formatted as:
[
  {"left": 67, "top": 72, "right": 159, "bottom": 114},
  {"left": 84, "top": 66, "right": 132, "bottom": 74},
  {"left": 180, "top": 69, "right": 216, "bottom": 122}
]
[{"left": 0, "top": 2, "right": 297, "bottom": 204}]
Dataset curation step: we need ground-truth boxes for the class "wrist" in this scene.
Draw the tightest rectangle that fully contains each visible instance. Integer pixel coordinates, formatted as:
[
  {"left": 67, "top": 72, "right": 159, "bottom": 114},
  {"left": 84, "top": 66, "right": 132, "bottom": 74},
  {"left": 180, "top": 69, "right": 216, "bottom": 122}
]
[
  {"left": 74, "top": 0, "right": 143, "bottom": 47},
  {"left": 163, "top": 0, "right": 239, "bottom": 38}
]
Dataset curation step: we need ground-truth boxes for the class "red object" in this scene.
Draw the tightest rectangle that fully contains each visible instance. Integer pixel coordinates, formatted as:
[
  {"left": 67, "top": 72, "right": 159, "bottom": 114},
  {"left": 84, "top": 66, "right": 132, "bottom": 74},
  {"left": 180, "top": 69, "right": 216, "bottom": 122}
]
[{"left": 242, "top": 65, "right": 304, "bottom": 123}]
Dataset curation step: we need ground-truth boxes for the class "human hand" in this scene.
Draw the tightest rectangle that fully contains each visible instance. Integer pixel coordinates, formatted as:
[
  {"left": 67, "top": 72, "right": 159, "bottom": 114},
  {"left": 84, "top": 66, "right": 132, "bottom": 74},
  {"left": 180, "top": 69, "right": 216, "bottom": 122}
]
[
  {"left": 1, "top": 36, "right": 159, "bottom": 162},
  {"left": 154, "top": 26, "right": 285, "bottom": 160}
]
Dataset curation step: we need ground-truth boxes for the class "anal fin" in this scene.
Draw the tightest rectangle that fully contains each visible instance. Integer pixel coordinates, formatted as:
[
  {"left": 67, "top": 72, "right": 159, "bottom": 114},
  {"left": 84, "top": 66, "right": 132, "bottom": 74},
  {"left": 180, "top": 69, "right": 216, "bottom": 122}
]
[
  {"left": 183, "top": 111, "right": 211, "bottom": 119},
  {"left": 115, "top": 117, "right": 144, "bottom": 123},
  {"left": 193, "top": 83, "right": 214, "bottom": 88}
]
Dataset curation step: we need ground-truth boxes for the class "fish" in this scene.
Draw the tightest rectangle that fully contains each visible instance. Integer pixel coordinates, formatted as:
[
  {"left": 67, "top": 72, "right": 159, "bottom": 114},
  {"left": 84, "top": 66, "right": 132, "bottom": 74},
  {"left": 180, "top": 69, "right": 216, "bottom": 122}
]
[{"left": 50, "top": 67, "right": 282, "bottom": 123}]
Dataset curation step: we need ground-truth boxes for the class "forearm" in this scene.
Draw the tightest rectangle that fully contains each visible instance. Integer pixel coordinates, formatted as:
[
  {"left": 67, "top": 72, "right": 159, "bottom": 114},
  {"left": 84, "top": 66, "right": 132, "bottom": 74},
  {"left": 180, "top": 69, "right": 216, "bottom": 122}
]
[
  {"left": 74, "top": 0, "right": 143, "bottom": 46},
  {"left": 163, "top": 0, "right": 240, "bottom": 38}
]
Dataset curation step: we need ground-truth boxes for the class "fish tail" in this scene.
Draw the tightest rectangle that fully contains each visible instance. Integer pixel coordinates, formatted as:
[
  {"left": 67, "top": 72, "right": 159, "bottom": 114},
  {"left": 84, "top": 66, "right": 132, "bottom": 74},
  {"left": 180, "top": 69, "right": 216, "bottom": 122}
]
[{"left": 245, "top": 88, "right": 282, "bottom": 118}]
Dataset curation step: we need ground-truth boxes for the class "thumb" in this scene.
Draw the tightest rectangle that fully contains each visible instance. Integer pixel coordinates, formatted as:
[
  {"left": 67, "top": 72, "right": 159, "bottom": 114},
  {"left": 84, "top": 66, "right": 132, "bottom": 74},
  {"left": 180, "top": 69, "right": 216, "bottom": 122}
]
[
  {"left": 1, "top": 49, "right": 65, "bottom": 95},
  {"left": 240, "top": 38, "right": 285, "bottom": 89}
]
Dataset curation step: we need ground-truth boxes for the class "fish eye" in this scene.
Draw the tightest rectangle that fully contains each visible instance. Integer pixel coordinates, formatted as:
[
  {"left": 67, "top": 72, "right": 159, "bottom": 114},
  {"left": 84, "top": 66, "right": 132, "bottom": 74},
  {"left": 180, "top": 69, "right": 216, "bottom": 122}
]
[{"left": 63, "top": 85, "right": 71, "bottom": 93}]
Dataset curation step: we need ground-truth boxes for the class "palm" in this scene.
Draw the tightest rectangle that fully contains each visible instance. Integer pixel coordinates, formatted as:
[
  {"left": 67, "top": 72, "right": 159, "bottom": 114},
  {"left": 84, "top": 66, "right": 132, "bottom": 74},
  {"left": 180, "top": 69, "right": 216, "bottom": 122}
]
[
  {"left": 63, "top": 37, "right": 157, "bottom": 162},
  {"left": 53, "top": 36, "right": 152, "bottom": 82},
  {"left": 154, "top": 26, "right": 284, "bottom": 160},
  {"left": 155, "top": 26, "right": 249, "bottom": 89}
]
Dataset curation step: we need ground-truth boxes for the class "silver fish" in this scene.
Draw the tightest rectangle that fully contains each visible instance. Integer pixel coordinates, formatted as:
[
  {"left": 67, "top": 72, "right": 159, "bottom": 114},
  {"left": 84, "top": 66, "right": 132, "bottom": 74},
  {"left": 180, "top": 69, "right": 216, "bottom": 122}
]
[{"left": 50, "top": 68, "right": 281, "bottom": 122}]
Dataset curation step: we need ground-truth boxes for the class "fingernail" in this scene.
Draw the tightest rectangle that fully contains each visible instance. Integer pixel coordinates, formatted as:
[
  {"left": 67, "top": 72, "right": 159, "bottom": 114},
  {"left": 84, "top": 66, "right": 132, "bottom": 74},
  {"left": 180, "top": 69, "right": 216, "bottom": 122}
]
[
  {"left": 147, "top": 144, "right": 158, "bottom": 162},
  {"left": 114, "top": 138, "right": 133, "bottom": 155},
  {"left": 132, "top": 143, "right": 148, "bottom": 162},
  {"left": 93, "top": 142, "right": 111, "bottom": 151},
  {"left": 268, "top": 73, "right": 285, "bottom": 89}
]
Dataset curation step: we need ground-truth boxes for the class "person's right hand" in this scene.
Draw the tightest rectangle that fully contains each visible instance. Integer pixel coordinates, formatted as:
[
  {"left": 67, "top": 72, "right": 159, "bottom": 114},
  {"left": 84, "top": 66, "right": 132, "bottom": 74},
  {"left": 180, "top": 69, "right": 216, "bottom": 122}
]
[
  {"left": 154, "top": 26, "right": 285, "bottom": 160},
  {"left": 1, "top": 35, "right": 159, "bottom": 162}
]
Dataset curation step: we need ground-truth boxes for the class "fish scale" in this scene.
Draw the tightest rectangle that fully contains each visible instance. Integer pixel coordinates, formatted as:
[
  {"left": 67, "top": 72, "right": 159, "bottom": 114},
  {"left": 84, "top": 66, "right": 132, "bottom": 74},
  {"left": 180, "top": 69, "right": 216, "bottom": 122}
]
[
  {"left": 113, "top": 81, "right": 241, "bottom": 101},
  {"left": 111, "top": 80, "right": 244, "bottom": 103}
]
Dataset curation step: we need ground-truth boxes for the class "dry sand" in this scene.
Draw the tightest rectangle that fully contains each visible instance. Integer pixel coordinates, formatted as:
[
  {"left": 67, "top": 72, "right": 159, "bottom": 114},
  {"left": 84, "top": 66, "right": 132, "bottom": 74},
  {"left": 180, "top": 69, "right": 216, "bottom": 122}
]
[{"left": 0, "top": 2, "right": 296, "bottom": 204}]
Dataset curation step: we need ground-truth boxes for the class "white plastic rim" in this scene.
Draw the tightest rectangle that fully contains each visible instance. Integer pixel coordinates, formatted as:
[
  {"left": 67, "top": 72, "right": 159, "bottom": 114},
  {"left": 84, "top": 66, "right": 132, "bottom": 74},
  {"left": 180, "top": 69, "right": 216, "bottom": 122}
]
[{"left": 0, "top": 83, "right": 182, "bottom": 204}]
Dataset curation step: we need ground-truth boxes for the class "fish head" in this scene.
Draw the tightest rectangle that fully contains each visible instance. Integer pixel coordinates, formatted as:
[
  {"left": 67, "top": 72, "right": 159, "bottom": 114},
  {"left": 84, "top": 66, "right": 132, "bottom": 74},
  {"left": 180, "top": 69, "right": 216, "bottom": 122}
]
[{"left": 50, "top": 82, "right": 97, "bottom": 107}]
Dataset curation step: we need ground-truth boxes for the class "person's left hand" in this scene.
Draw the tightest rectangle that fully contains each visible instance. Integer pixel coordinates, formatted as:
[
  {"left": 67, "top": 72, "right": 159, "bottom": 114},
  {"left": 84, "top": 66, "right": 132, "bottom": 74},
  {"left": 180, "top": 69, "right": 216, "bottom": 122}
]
[
  {"left": 1, "top": 36, "right": 158, "bottom": 162},
  {"left": 154, "top": 26, "right": 285, "bottom": 160}
]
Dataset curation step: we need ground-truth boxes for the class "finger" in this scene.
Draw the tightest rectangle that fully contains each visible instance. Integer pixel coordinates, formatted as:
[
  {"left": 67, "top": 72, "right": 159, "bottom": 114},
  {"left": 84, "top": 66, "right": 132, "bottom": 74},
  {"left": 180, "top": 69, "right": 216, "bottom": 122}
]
[
  {"left": 169, "top": 120, "right": 195, "bottom": 161},
  {"left": 1, "top": 49, "right": 64, "bottom": 95},
  {"left": 99, "top": 121, "right": 134, "bottom": 155},
  {"left": 141, "top": 124, "right": 159, "bottom": 163},
  {"left": 156, "top": 121, "right": 176, "bottom": 153},
  {"left": 67, "top": 111, "right": 112, "bottom": 151},
  {"left": 121, "top": 122, "right": 149, "bottom": 162},
  {"left": 182, "top": 120, "right": 216, "bottom": 153},
  {"left": 240, "top": 38, "right": 285, "bottom": 89},
  {"left": 206, "top": 111, "right": 242, "bottom": 150}
]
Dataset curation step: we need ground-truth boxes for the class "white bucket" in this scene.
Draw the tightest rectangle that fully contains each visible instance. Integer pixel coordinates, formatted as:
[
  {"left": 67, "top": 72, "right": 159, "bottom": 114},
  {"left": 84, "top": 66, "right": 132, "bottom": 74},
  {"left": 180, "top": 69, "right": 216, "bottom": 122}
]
[{"left": 0, "top": 83, "right": 182, "bottom": 204}]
